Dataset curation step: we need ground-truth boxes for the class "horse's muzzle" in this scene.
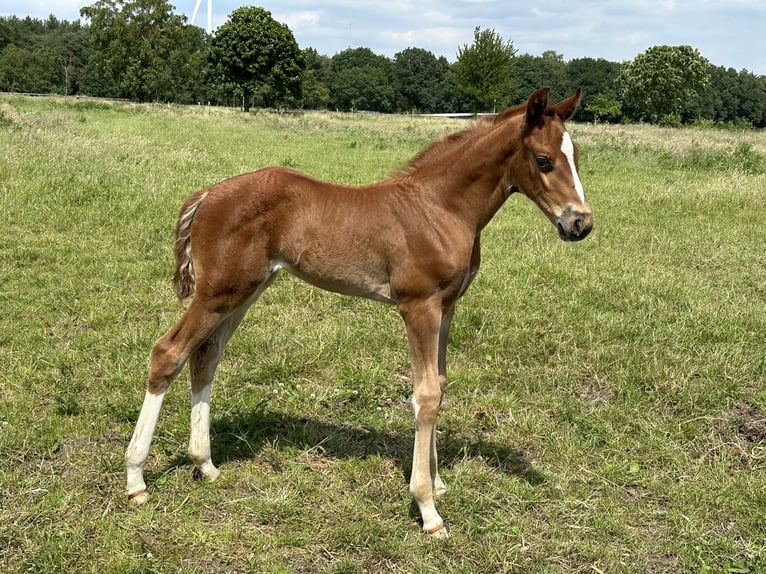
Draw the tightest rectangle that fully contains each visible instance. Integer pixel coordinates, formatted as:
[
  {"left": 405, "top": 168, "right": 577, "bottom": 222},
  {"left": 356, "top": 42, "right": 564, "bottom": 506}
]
[{"left": 556, "top": 207, "right": 593, "bottom": 241}]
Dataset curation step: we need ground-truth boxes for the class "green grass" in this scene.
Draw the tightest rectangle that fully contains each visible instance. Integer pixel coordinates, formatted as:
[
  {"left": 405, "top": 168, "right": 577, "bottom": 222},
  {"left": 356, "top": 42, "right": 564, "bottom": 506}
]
[{"left": 1, "top": 95, "right": 765, "bottom": 573}]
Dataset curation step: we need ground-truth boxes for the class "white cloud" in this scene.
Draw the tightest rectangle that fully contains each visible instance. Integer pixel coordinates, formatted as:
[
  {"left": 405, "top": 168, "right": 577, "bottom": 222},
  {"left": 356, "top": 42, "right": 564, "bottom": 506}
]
[
  {"left": 383, "top": 27, "right": 463, "bottom": 49},
  {"left": 276, "top": 10, "right": 321, "bottom": 31}
]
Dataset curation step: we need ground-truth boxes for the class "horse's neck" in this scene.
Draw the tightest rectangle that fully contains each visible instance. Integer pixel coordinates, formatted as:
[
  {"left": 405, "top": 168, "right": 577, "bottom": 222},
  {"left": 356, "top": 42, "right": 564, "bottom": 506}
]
[{"left": 432, "top": 121, "right": 520, "bottom": 232}]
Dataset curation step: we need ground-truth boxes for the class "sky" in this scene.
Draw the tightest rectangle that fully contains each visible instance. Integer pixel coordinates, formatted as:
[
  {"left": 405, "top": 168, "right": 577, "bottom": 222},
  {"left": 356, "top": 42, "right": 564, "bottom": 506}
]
[{"left": 2, "top": 0, "right": 764, "bottom": 75}]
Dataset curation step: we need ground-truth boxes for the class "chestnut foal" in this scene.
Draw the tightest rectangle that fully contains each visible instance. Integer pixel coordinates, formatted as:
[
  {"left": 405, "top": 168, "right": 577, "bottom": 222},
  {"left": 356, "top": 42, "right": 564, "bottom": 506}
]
[{"left": 125, "top": 87, "right": 592, "bottom": 537}]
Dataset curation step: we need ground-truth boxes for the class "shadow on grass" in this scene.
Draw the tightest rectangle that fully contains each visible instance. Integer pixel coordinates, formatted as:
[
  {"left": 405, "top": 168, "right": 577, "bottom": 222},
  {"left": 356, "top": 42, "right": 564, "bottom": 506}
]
[{"left": 190, "top": 400, "right": 545, "bottom": 487}]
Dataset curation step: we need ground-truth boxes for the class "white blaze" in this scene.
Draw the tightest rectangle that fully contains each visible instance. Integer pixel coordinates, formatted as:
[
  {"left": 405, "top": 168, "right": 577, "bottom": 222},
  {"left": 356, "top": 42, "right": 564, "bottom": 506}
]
[{"left": 561, "top": 131, "right": 586, "bottom": 203}]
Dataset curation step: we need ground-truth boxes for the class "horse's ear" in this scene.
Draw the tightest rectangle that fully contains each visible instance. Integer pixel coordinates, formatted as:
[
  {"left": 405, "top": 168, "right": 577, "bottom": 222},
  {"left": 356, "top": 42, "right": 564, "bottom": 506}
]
[
  {"left": 525, "top": 87, "right": 551, "bottom": 128},
  {"left": 555, "top": 87, "right": 582, "bottom": 121}
]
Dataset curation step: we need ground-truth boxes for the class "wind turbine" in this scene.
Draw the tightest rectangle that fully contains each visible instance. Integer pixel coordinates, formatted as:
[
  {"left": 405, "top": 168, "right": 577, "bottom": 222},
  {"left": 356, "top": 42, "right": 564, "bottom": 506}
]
[{"left": 191, "top": 0, "right": 213, "bottom": 34}]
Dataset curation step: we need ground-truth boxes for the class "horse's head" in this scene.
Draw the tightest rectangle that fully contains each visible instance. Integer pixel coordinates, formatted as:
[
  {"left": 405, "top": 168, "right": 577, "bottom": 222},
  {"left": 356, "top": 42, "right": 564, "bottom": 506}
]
[{"left": 508, "top": 87, "right": 593, "bottom": 242}]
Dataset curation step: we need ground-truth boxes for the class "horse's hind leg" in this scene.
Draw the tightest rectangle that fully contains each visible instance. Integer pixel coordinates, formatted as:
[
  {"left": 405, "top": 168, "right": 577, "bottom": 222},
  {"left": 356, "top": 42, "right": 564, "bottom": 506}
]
[
  {"left": 187, "top": 272, "right": 279, "bottom": 482},
  {"left": 126, "top": 299, "right": 226, "bottom": 503},
  {"left": 187, "top": 306, "right": 249, "bottom": 482}
]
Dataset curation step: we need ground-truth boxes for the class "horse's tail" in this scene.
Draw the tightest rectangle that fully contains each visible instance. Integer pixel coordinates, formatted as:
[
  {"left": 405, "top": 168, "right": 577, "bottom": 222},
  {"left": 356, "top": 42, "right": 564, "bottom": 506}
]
[{"left": 173, "top": 189, "right": 208, "bottom": 303}]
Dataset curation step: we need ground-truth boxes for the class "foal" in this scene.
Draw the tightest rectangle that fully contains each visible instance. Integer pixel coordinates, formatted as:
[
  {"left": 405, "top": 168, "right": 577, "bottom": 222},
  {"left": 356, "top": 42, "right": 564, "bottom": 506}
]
[{"left": 125, "top": 87, "right": 592, "bottom": 537}]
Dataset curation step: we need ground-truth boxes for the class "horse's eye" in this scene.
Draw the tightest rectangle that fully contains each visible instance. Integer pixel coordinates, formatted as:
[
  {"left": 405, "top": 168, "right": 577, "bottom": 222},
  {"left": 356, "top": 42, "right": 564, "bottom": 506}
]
[{"left": 535, "top": 156, "right": 552, "bottom": 171}]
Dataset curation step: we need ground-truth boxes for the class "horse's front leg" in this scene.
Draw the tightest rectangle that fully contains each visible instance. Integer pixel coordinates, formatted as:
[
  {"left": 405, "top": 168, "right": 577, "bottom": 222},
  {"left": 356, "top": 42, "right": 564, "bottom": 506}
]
[
  {"left": 400, "top": 297, "right": 448, "bottom": 538},
  {"left": 432, "top": 302, "right": 456, "bottom": 498},
  {"left": 429, "top": 241, "right": 478, "bottom": 498}
]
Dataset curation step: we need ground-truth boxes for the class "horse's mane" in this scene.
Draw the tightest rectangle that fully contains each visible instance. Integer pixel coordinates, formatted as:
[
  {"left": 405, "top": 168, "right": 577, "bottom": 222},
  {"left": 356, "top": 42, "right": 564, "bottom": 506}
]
[
  {"left": 391, "top": 127, "right": 478, "bottom": 177},
  {"left": 392, "top": 103, "right": 527, "bottom": 178}
]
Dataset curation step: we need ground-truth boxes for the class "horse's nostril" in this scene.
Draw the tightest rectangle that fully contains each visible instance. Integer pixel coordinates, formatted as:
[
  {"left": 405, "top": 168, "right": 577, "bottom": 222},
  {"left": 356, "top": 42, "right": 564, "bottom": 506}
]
[{"left": 557, "top": 209, "right": 592, "bottom": 241}]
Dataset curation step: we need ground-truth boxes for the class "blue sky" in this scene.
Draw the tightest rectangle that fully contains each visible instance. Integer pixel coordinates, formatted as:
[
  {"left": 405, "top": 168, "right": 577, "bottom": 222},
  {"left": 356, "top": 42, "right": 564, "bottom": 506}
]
[{"left": 2, "top": 0, "right": 764, "bottom": 74}]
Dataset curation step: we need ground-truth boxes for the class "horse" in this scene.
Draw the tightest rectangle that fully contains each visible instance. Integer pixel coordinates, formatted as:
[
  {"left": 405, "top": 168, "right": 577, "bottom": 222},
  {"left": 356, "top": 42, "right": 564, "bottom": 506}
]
[{"left": 125, "top": 87, "right": 592, "bottom": 538}]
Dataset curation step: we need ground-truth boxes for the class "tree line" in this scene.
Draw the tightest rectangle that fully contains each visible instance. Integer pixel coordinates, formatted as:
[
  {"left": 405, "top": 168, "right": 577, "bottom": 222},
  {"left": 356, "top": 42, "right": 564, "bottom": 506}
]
[{"left": 2, "top": 1, "right": 765, "bottom": 127}]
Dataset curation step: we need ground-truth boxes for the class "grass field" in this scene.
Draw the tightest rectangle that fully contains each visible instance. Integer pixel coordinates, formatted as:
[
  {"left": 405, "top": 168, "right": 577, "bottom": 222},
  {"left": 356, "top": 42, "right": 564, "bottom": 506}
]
[{"left": 1, "top": 95, "right": 765, "bottom": 573}]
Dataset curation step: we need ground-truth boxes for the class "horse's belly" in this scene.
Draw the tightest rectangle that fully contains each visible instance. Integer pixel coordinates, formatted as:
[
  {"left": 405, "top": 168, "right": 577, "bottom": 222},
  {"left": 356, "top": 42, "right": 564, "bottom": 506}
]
[{"left": 271, "top": 259, "right": 396, "bottom": 304}]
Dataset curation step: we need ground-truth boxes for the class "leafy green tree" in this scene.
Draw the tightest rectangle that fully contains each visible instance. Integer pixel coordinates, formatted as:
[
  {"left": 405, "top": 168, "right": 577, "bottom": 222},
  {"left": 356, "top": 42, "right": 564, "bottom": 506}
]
[
  {"left": 684, "top": 64, "right": 725, "bottom": 123},
  {"left": 394, "top": 47, "right": 453, "bottom": 113},
  {"left": 81, "top": 0, "right": 204, "bottom": 101},
  {"left": 48, "top": 21, "right": 89, "bottom": 95},
  {"left": 0, "top": 16, "right": 44, "bottom": 52},
  {"left": 328, "top": 48, "right": 397, "bottom": 112},
  {"left": 167, "top": 24, "right": 210, "bottom": 103},
  {"left": 0, "top": 45, "right": 37, "bottom": 91},
  {"left": 617, "top": 45, "right": 710, "bottom": 124},
  {"left": 509, "top": 51, "right": 569, "bottom": 105},
  {"left": 0, "top": 15, "right": 88, "bottom": 94},
  {"left": 586, "top": 91, "right": 622, "bottom": 123},
  {"left": 688, "top": 65, "right": 766, "bottom": 128},
  {"left": 509, "top": 54, "right": 547, "bottom": 104},
  {"left": 733, "top": 69, "right": 766, "bottom": 127},
  {"left": 450, "top": 26, "right": 516, "bottom": 112},
  {"left": 565, "top": 57, "right": 622, "bottom": 122},
  {"left": 0, "top": 43, "right": 58, "bottom": 93},
  {"left": 208, "top": 6, "right": 303, "bottom": 111},
  {"left": 539, "top": 50, "right": 566, "bottom": 94},
  {"left": 300, "top": 48, "right": 330, "bottom": 109}
]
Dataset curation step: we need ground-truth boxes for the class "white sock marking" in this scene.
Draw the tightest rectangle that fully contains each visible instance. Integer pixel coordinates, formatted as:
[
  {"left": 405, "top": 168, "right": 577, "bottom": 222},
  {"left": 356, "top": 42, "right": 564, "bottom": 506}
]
[
  {"left": 126, "top": 390, "right": 166, "bottom": 495},
  {"left": 189, "top": 384, "right": 212, "bottom": 463}
]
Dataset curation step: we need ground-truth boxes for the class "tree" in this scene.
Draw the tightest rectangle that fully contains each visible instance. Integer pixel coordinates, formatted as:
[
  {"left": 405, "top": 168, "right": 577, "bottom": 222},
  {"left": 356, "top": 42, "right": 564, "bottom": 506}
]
[
  {"left": 328, "top": 48, "right": 397, "bottom": 112},
  {"left": 208, "top": 6, "right": 303, "bottom": 111},
  {"left": 394, "top": 47, "right": 452, "bottom": 113},
  {"left": 617, "top": 45, "right": 710, "bottom": 124},
  {"left": 565, "top": 57, "right": 622, "bottom": 122},
  {"left": 81, "top": 0, "right": 204, "bottom": 101},
  {"left": 0, "top": 15, "right": 89, "bottom": 94},
  {"left": 509, "top": 52, "right": 570, "bottom": 106},
  {"left": 733, "top": 69, "right": 766, "bottom": 127},
  {"left": 689, "top": 66, "right": 766, "bottom": 128},
  {"left": 450, "top": 26, "right": 516, "bottom": 112},
  {"left": 586, "top": 91, "right": 622, "bottom": 123},
  {"left": 161, "top": 23, "right": 211, "bottom": 104},
  {"left": 0, "top": 45, "right": 37, "bottom": 92},
  {"left": 300, "top": 48, "right": 330, "bottom": 109},
  {"left": 539, "top": 50, "right": 567, "bottom": 95},
  {"left": 47, "top": 20, "right": 89, "bottom": 95}
]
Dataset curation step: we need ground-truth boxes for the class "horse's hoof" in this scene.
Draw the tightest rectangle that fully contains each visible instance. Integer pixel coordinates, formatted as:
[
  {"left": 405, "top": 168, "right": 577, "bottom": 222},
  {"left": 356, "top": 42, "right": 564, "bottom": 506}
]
[
  {"left": 425, "top": 523, "right": 449, "bottom": 539},
  {"left": 199, "top": 464, "right": 221, "bottom": 482},
  {"left": 128, "top": 490, "right": 149, "bottom": 506}
]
